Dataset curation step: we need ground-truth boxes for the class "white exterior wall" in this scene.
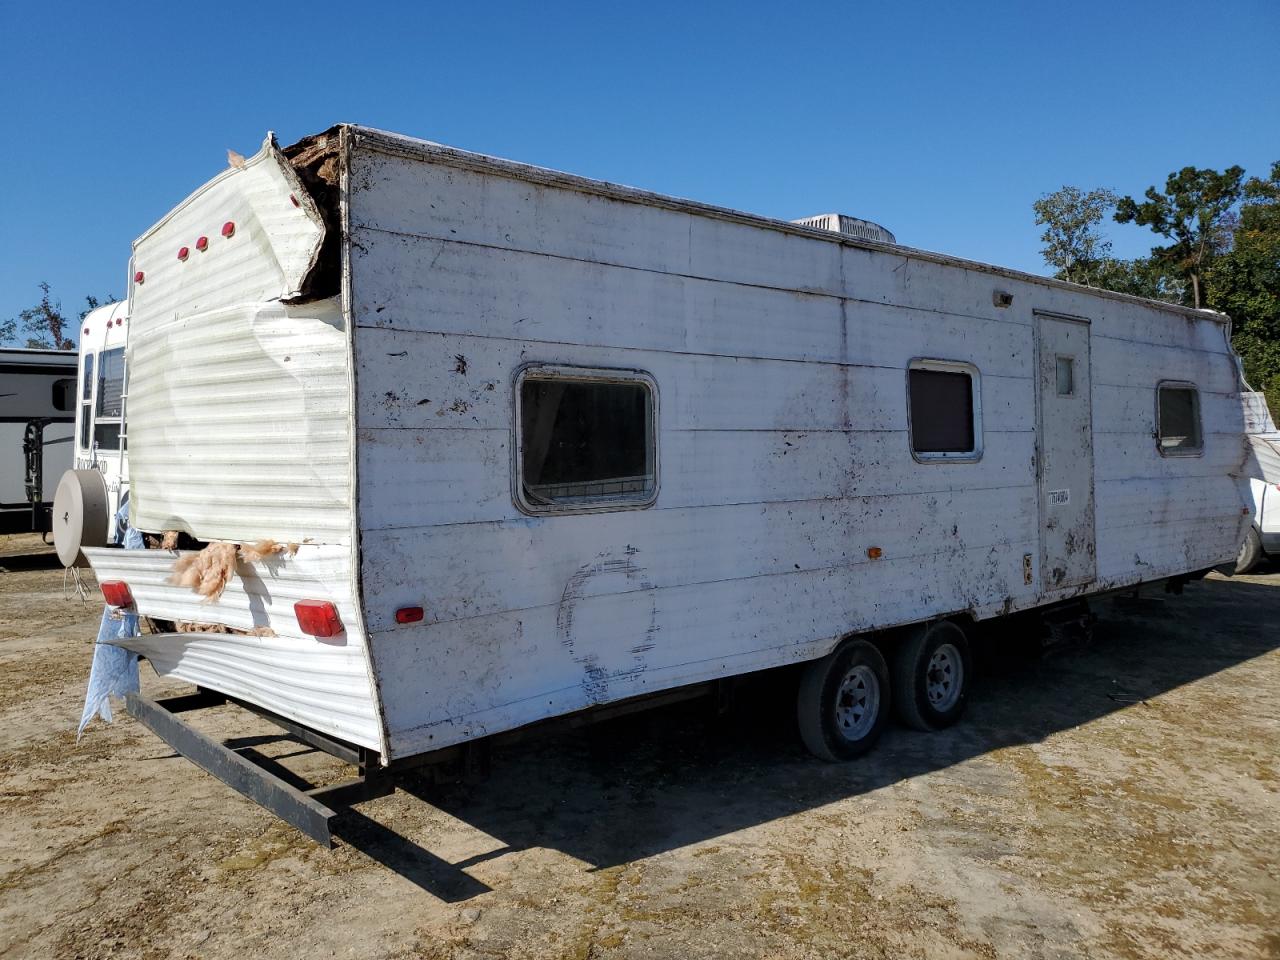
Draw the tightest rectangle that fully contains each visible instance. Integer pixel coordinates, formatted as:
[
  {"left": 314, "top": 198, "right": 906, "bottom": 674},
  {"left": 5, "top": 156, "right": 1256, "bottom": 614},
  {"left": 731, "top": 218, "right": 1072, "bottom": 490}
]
[
  {"left": 344, "top": 132, "right": 1246, "bottom": 761},
  {"left": 101, "top": 137, "right": 382, "bottom": 752}
]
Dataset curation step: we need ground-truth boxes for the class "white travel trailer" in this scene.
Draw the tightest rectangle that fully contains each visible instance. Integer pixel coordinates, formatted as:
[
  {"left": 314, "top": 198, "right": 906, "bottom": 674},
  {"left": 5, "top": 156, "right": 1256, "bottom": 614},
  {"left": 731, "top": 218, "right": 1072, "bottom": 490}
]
[
  {"left": 0, "top": 347, "right": 77, "bottom": 534},
  {"left": 71, "top": 126, "right": 1250, "bottom": 842},
  {"left": 72, "top": 300, "right": 130, "bottom": 489},
  {"left": 49, "top": 301, "right": 130, "bottom": 567}
]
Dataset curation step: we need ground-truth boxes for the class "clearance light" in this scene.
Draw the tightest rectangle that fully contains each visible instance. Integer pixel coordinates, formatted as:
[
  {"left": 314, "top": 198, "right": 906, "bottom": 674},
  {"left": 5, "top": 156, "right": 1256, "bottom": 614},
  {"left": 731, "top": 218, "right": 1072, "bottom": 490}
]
[
  {"left": 294, "top": 600, "right": 343, "bottom": 638},
  {"left": 221, "top": 221, "right": 236, "bottom": 237},
  {"left": 134, "top": 271, "right": 145, "bottom": 284},
  {"left": 100, "top": 581, "right": 134, "bottom": 608},
  {"left": 177, "top": 246, "right": 189, "bottom": 261},
  {"left": 395, "top": 606, "right": 424, "bottom": 624},
  {"left": 290, "top": 193, "right": 300, "bottom": 207},
  {"left": 195, "top": 236, "right": 209, "bottom": 252}
]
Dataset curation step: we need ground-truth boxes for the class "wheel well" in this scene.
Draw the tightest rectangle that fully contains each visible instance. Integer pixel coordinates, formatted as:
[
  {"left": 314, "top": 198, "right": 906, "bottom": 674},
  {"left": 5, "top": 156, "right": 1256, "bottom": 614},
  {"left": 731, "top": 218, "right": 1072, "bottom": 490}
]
[{"left": 858, "top": 614, "right": 975, "bottom": 659}]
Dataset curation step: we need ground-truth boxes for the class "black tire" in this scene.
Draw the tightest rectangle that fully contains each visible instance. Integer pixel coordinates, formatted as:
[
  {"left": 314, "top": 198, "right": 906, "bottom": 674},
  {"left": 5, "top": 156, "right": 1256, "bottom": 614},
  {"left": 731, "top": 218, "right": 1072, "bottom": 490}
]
[
  {"left": 891, "top": 620, "right": 972, "bottom": 732},
  {"left": 796, "top": 639, "right": 891, "bottom": 761},
  {"left": 1236, "top": 526, "right": 1262, "bottom": 575}
]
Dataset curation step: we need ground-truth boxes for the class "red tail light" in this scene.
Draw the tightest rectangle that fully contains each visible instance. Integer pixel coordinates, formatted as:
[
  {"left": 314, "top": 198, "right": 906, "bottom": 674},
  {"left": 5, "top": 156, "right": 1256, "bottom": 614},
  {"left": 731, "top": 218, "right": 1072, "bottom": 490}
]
[
  {"left": 294, "top": 600, "right": 342, "bottom": 638},
  {"left": 395, "top": 606, "right": 424, "bottom": 624},
  {"left": 101, "top": 581, "right": 134, "bottom": 608}
]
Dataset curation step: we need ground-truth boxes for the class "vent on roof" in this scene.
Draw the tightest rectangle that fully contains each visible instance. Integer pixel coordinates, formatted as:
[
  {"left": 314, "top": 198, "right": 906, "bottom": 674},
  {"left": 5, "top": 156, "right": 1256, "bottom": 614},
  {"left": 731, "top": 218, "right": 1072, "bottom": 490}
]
[{"left": 792, "top": 213, "right": 895, "bottom": 244}]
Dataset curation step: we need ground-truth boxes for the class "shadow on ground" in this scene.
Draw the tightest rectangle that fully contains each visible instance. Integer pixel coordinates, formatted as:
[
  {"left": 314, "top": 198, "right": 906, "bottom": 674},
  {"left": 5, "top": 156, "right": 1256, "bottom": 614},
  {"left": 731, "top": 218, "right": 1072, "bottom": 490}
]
[
  {"left": 0, "top": 549, "right": 63, "bottom": 572},
  {"left": 307, "top": 574, "right": 1280, "bottom": 900}
]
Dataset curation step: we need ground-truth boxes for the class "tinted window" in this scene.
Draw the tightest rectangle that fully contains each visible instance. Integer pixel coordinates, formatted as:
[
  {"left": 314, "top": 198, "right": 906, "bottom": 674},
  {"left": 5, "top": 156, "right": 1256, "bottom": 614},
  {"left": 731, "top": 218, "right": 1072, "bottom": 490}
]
[
  {"left": 519, "top": 374, "right": 655, "bottom": 509},
  {"left": 909, "top": 368, "right": 976, "bottom": 455},
  {"left": 1158, "top": 385, "right": 1202, "bottom": 454},
  {"left": 82, "top": 352, "right": 94, "bottom": 401},
  {"left": 96, "top": 348, "right": 125, "bottom": 418},
  {"left": 94, "top": 422, "right": 124, "bottom": 451},
  {"left": 52, "top": 378, "right": 75, "bottom": 412}
]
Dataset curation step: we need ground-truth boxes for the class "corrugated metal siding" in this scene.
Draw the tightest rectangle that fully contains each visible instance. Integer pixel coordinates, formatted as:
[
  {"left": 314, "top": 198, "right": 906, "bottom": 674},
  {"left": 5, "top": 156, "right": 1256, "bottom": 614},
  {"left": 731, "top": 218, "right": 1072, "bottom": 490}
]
[
  {"left": 85, "top": 545, "right": 379, "bottom": 749},
  {"left": 125, "top": 136, "right": 352, "bottom": 545},
  {"left": 126, "top": 299, "right": 352, "bottom": 543}
]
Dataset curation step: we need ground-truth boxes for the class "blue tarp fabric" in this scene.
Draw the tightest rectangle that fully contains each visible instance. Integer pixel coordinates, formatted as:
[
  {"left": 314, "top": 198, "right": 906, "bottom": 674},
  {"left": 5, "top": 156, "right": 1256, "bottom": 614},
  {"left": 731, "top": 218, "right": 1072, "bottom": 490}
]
[{"left": 77, "top": 500, "right": 143, "bottom": 739}]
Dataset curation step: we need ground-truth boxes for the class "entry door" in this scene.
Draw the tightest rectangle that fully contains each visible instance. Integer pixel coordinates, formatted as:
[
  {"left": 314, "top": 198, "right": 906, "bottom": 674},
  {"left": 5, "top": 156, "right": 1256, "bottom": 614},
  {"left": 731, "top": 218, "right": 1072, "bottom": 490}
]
[{"left": 1036, "top": 314, "right": 1096, "bottom": 588}]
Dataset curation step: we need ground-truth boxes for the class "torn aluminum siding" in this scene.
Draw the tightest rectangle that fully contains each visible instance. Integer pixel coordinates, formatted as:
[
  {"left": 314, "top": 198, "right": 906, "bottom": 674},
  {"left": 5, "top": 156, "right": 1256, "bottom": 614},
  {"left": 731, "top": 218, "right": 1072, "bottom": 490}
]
[
  {"left": 125, "top": 134, "right": 346, "bottom": 545},
  {"left": 83, "top": 545, "right": 380, "bottom": 749},
  {"left": 104, "top": 133, "right": 381, "bottom": 754}
]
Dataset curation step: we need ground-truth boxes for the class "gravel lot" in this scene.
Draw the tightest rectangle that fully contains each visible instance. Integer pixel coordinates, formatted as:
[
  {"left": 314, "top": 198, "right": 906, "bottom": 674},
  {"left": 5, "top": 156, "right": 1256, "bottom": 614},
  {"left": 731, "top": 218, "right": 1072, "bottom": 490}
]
[{"left": 1, "top": 532, "right": 1277, "bottom": 960}]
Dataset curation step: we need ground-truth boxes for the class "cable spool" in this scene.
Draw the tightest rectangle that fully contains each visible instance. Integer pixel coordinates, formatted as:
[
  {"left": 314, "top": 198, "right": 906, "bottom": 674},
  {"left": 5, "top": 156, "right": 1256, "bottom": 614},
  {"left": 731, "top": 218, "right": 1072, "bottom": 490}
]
[{"left": 52, "top": 469, "right": 110, "bottom": 568}]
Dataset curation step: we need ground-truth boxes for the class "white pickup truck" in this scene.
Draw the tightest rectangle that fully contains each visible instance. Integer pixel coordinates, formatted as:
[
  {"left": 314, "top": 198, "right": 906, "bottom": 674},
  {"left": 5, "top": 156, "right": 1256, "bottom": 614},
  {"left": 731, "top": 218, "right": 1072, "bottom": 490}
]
[{"left": 1238, "top": 432, "right": 1280, "bottom": 573}]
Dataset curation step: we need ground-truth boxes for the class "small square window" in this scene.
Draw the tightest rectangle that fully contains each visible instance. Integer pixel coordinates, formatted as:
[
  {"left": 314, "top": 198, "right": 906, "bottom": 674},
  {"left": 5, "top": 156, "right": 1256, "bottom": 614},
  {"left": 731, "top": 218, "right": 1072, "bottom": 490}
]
[
  {"left": 94, "top": 422, "right": 124, "bottom": 450},
  {"left": 908, "top": 361, "right": 982, "bottom": 461},
  {"left": 1157, "top": 383, "right": 1202, "bottom": 455},
  {"left": 1056, "top": 356, "right": 1074, "bottom": 396},
  {"left": 516, "top": 367, "right": 657, "bottom": 513}
]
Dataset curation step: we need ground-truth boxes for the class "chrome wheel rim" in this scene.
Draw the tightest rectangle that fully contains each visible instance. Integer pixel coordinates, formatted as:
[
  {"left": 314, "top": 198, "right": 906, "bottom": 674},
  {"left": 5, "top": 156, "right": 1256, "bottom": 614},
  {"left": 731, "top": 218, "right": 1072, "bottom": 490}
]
[
  {"left": 926, "top": 642, "right": 963, "bottom": 711},
  {"left": 834, "top": 664, "right": 880, "bottom": 741}
]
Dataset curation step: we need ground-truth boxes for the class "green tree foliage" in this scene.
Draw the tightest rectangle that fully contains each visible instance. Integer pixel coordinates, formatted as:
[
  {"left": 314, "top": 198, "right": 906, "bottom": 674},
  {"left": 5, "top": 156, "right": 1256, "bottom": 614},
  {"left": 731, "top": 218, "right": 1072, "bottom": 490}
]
[
  {"left": 1114, "top": 165, "right": 1246, "bottom": 308},
  {"left": 1090, "top": 255, "right": 1182, "bottom": 303},
  {"left": 1033, "top": 186, "right": 1119, "bottom": 286},
  {"left": 1033, "top": 186, "right": 1178, "bottom": 302},
  {"left": 1205, "top": 162, "right": 1280, "bottom": 415},
  {"left": 1036, "top": 162, "right": 1278, "bottom": 419},
  {"left": 1, "top": 285, "right": 113, "bottom": 350}
]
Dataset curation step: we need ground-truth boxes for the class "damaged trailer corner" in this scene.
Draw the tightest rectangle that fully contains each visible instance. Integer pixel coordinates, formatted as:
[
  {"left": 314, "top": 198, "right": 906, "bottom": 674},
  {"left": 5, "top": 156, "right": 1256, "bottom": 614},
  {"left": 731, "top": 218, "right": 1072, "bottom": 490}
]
[{"left": 68, "top": 123, "right": 1253, "bottom": 842}]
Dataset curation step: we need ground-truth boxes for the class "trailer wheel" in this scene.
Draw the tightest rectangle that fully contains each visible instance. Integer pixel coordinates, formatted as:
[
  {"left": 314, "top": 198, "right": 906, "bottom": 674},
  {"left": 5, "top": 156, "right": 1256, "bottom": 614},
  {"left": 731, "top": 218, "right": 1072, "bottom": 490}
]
[
  {"left": 891, "top": 620, "right": 971, "bottom": 731},
  {"left": 796, "top": 640, "right": 891, "bottom": 761},
  {"left": 1235, "top": 526, "right": 1262, "bottom": 575}
]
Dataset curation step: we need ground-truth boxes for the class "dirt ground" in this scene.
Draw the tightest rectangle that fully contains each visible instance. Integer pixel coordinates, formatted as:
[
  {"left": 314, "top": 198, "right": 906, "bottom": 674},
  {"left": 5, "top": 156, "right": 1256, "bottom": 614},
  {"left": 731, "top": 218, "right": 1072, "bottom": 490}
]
[{"left": 0, "top": 532, "right": 1276, "bottom": 960}]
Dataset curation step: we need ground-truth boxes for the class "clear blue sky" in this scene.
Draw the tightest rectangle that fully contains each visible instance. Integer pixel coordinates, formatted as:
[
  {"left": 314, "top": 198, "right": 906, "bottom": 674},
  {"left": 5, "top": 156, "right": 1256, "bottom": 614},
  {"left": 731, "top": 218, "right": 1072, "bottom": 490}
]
[{"left": 2, "top": 0, "right": 1277, "bottom": 335}]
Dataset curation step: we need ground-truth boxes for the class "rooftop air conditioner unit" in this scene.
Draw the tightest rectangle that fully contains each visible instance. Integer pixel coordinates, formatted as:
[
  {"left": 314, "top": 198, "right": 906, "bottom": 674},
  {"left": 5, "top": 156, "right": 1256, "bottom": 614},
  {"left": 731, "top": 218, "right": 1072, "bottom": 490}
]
[{"left": 792, "top": 213, "right": 895, "bottom": 244}]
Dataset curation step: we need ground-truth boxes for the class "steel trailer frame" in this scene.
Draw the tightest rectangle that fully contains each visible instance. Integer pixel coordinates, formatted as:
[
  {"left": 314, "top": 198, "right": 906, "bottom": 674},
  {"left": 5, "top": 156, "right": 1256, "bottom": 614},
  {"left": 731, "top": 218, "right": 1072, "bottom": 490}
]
[{"left": 124, "top": 679, "right": 723, "bottom": 845}]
